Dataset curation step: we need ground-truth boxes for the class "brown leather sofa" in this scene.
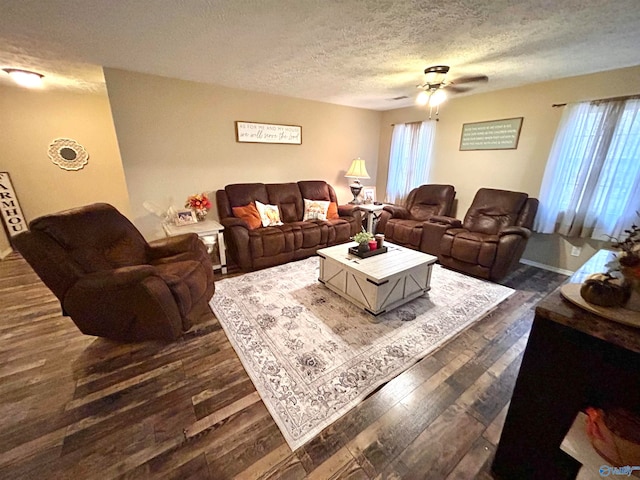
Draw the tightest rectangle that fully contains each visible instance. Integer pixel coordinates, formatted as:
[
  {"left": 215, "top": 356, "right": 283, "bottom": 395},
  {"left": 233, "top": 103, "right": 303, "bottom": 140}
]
[
  {"left": 422, "top": 188, "right": 538, "bottom": 281},
  {"left": 375, "top": 184, "right": 456, "bottom": 251},
  {"left": 216, "top": 180, "right": 361, "bottom": 271},
  {"left": 14, "top": 203, "right": 215, "bottom": 342}
]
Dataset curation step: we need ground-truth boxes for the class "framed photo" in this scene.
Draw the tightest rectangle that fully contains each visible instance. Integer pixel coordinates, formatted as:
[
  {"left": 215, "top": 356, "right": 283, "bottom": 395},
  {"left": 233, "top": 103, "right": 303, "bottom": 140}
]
[
  {"left": 174, "top": 209, "right": 198, "bottom": 226},
  {"left": 235, "top": 121, "right": 302, "bottom": 145},
  {"left": 361, "top": 186, "right": 377, "bottom": 204}
]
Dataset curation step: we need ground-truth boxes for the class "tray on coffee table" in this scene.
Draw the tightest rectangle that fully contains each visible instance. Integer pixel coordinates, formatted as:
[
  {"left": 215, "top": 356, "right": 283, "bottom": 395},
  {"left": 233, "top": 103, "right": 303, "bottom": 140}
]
[{"left": 348, "top": 246, "right": 388, "bottom": 259}]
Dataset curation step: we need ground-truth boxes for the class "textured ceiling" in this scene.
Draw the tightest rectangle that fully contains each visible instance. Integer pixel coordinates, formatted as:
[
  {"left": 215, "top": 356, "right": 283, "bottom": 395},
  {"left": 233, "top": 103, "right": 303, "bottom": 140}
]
[{"left": 1, "top": 0, "right": 639, "bottom": 110}]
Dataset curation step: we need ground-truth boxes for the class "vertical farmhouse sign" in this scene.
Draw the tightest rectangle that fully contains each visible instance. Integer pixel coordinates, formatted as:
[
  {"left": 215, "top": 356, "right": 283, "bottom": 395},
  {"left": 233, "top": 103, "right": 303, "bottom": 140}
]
[{"left": 0, "top": 172, "right": 27, "bottom": 238}]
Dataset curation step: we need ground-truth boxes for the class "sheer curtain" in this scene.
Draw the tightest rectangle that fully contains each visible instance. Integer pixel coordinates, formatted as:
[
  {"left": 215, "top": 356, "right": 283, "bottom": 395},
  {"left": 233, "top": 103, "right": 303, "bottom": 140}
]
[
  {"left": 535, "top": 98, "right": 640, "bottom": 240},
  {"left": 385, "top": 121, "right": 436, "bottom": 204}
]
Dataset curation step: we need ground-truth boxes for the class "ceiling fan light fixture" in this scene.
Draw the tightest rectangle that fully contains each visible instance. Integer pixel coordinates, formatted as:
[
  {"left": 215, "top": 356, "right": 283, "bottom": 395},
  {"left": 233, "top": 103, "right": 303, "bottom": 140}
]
[
  {"left": 424, "top": 65, "right": 449, "bottom": 85},
  {"left": 2, "top": 68, "right": 44, "bottom": 88},
  {"left": 416, "top": 90, "right": 430, "bottom": 106},
  {"left": 429, "top": 89, "right": 447, "bottom": 106}
]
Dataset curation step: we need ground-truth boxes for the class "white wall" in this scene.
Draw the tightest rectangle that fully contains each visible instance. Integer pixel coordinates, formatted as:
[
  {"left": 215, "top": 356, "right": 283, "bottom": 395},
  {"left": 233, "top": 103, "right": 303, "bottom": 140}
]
[
  {"left": 104, "top": 68, "right": 382, "bottom": 239},
  {"left": 0, "top": 83, "right": 130, "bottom": 256}
]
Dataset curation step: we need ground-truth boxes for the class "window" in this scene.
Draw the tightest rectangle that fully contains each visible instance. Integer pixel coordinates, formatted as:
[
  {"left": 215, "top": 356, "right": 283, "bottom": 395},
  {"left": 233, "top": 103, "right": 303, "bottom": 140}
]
[
  {"left": 384, "top": 121, "right": 436, "bottom": 204},
  {"left": 535, "top": 98, "right": 640, "bottom": 240}
]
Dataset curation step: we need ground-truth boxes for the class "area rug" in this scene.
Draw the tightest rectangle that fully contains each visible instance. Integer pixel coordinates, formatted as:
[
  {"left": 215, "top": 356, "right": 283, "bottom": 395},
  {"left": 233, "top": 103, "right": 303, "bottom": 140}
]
[{"left": 209, "top": 257, "right": 514, "bottom": 450}]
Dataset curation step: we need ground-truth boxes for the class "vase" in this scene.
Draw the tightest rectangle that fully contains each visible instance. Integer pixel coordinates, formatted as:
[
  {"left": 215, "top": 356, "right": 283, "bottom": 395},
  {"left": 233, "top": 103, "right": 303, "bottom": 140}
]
[
  {"left": 357, "top": 242, "right": 370, "bottom": 254},
  {"left": 625, "top": 281, "right": 640, "bottom": 312},
  {"left": 195, "top": 209, "right": 208, "bottom": 222}
]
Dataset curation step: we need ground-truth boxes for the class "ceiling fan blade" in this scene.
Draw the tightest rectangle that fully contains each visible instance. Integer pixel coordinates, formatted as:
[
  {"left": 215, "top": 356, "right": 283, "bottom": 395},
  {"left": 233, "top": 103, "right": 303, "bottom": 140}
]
[
  {"left": 446, "top": 85, "right": 472, "bottom": 93},
  {"left": 451, "top": 74, "right": 489, "bottom": 84}
]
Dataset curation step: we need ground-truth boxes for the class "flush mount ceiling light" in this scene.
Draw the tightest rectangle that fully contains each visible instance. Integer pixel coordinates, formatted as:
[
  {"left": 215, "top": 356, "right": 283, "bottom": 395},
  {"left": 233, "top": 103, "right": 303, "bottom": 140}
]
[{"left": 2, "top": 68, "right": 44, "bottom": 88}]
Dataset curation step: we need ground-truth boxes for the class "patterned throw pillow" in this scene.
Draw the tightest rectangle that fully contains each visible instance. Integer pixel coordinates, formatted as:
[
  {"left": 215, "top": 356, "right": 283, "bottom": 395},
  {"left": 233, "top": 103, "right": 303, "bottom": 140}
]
[
  {"left": 232, "top": 202, "right": 262, "bottom": 230},
  {"left": 303, "top": 199, "right": 331, "bottom": 221},
  {"left": 255, "top": 201, "right": 283, "bottom": 227}
]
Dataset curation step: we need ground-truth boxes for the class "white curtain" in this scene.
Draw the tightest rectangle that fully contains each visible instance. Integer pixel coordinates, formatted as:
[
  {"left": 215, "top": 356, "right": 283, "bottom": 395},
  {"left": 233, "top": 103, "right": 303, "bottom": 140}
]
[
  {"left": 385, "top": 121, "right": 436, "bottom": 204},
  {"left": 535, "top": 98, "right": 640, "bottom": 240}
]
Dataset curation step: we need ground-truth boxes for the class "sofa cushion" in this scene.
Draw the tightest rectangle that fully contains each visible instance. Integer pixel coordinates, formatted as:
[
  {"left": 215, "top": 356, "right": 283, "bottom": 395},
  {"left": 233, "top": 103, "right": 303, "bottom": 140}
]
[
  {"left": 256, "top": 201, "right": 283, "bottom": 227},
  {"left": 267, "top": 183, "right": 304, "bottom": 222},
  {"left": 249, "top": 225, "right": 295, "bottom": 258},
  {"left": 288, "top": 221, "right": 325, "bottom": 248},
  {"left": 232, "top": 202, "right": 262, "bottom": 230},
  {"left": 303, "top": 199, "right": 330, "bottom": 221},
  {"left": 225, "top": 183, "right": 269, "bottom": 208},
  {"left": 386, "top": 219, "right": 424, "bottom": 248}
]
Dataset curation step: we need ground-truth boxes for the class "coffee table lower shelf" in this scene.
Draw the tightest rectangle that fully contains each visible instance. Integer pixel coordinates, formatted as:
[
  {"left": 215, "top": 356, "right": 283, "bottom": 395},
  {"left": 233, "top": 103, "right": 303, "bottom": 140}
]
[{"left": 317, "top": 243, "right": 436, "bottom": 315}]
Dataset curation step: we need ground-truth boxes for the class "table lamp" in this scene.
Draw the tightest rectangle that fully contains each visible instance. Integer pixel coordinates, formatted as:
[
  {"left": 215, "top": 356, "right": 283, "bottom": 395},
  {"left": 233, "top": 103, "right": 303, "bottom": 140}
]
[{"left": 345, "top": 157, "right": 370, "bottom": 204}]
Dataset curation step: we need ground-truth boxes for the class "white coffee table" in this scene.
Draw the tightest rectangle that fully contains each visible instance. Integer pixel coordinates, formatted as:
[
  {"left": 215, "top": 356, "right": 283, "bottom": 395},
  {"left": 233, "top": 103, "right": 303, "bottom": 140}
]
[{"left": 317, "top": 242, "right": 437, "bottom": 315}]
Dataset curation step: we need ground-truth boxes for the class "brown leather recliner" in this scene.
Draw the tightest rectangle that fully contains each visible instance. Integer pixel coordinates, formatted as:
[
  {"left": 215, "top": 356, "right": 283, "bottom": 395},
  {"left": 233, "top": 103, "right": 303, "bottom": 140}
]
[
  {"left": 376, "top": 184, "right": 456, "bottom": 251},
  {"left": 13, "top": 203, "right": 215, "bottom": 342},
  {"left": 422, "top": 188, "right": 538, "bottom": 281}
]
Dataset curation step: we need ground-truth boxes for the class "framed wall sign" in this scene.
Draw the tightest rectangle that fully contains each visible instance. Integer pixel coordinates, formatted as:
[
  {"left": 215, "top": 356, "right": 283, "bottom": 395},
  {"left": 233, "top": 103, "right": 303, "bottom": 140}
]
[
  {"left": 235, "top": 121, "right": 302, "bottom": 145},
  {"left": 0, "top": 172, "right": 27, "bottom": 238},
  {"left": 460, "top": 117, "right": 524, "bottom": 151}
]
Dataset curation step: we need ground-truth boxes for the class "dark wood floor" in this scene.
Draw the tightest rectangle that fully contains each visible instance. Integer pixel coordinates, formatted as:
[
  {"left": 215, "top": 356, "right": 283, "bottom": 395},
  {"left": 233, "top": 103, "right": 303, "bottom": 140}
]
[{"left": 0, "top": 252, "right": 567, "bottom": 479}]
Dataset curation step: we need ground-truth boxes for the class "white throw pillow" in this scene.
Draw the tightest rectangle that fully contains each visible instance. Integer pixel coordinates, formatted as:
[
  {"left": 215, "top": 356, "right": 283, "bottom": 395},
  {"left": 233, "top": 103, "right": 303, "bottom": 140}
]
[
  {"left": 255, "top": 200, "right": 283, "bottom": 227},
  {"left": 303, "top": 199, "right": 331, "bottom": 221}
]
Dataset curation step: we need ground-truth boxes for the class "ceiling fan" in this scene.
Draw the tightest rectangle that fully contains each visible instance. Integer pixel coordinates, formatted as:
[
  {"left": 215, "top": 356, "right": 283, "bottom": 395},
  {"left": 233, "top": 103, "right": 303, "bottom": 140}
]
[{"left": 416, "top": 65, "right": 488, "bottom": 116}]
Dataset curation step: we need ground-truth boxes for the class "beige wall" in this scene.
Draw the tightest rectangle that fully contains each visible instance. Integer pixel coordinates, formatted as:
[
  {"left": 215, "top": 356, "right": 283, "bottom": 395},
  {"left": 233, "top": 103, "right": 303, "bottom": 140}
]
[
  {"left": 379, "top": 65, "right": 640, "bottom": 271},
  {"left": 0, "top": 83, "right": 130, "bottom": 257},
  {"left": 104, "top": 68, "right": 382, "bottom": 240}
]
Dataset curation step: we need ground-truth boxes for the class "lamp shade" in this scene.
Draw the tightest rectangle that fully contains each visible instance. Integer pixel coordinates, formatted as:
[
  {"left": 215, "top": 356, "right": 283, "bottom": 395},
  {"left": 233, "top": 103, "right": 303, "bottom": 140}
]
[{"left": 345, "top": 157, "right": 370, "bottom": 179}]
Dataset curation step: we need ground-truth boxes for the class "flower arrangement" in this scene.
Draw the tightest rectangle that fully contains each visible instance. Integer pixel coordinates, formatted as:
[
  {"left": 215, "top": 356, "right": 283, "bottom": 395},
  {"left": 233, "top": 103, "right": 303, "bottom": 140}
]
[
  {"left": 607, "top": 214, "right": 640, "bottom": 284},
  {"left": 185, "top": 192, "right": 212, "bottom": 221},
  {"left": 351, "top": 231, "right": 374, "bottom": 244}
]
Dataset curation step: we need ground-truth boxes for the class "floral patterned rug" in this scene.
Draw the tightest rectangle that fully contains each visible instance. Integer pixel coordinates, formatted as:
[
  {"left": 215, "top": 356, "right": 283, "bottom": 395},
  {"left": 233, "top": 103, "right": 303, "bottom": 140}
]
[{"left": 210, "top": 256, "right": 514, "bottom": 450}]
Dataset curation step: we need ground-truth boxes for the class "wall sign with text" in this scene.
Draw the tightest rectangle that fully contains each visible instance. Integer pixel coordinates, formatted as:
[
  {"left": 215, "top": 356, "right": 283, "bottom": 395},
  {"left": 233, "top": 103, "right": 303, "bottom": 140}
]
[
  {"left": 460, "top": 117, "right": 524, "bottom": 151},
  {"left": 0, "top": 172, "right": 27, "bottom": 239},
  {"left": 235, "top": 121, "right": 302, "bottom": 145}
]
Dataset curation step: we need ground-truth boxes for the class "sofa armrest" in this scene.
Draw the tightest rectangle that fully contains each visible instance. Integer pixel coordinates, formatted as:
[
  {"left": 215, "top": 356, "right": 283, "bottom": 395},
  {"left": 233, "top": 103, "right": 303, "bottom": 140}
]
[
  {"left": 64, "top": 266, "right": 184, "bottom": 341},
  {"left": 428, "top": 215, "right": 462, "bottom": 227},
  {"left": 221, "top": 217, "right": 251, "bottom": 229},
  {"left": 383, "top": 205, "right": 409, "bottom": 219},
  {"left": 420, "top": 221, "right": 455, "bottom": 256},
  {"left": 73, "top": 265, "right": 157, "bottom": 290},
  {"left": 338, "top": 204, "right": 358, "bottom": 217},
  {"left": 147, "top": 233, "right": 200, "bottom": 260},
  {"left": 499, "top": 226, "right": 532, "bottom": 239}
]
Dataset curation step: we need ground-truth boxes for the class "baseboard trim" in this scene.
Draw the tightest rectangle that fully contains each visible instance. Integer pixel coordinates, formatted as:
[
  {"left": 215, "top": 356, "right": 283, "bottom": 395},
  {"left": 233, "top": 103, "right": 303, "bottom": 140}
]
[
  {"left": 520, "top": 258, "right": 574, "bottom": 276},
  {"left": 0, "top": 247, "right": 14, "bottom": 260}
]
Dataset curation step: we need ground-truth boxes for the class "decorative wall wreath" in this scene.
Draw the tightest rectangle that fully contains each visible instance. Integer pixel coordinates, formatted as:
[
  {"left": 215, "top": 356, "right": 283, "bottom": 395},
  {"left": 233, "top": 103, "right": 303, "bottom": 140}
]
[{"left": 48, "top": 138, "right": 89, "bottom": 171}]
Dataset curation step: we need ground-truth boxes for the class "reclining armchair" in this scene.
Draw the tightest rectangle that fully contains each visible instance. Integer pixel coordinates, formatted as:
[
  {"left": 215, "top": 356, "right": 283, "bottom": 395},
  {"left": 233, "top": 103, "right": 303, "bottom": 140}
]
[
  {"left": 14, "top": 203, "right": 215, "bottom": 342},
  {"left": 422, "top": 188, "right": 538, "bottom": 281},
  {"left": 375, "top": 184, "right": 456, "bottom": 251}
]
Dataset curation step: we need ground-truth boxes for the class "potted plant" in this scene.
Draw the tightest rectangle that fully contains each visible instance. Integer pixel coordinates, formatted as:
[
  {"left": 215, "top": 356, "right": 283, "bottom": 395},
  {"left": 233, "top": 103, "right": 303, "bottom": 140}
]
[{"left": 352, "top": 230, "right": 374, "bottom": 253}]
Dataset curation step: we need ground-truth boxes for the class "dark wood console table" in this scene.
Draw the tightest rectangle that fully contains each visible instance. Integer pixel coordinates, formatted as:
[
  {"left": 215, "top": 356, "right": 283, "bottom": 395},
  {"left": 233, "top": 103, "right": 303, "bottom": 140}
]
[{"left": 492, "top": 250, "right": 640, "bottom": 479}]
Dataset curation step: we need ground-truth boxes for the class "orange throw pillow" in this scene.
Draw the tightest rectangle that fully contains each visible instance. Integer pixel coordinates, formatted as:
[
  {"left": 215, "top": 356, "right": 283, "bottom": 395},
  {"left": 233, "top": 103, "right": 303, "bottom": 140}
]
[
  {"left": 327, "top": 202, "right": 339, "bottom": 219},
  {"left": 232, "top": 202, "right": 262, "bottom": 230}
]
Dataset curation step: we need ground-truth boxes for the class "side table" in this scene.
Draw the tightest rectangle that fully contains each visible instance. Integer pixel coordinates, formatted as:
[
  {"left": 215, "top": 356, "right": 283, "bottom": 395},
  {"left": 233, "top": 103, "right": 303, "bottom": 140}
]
[
  {"left": 357, "top": 204, "right": 385, "bottom": 233},
  {"left": 492, "top": 249, "right": 640, "bottom": 479},
  {"left": 163, "top": 219, "right": 227, "bottom": 274}
]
